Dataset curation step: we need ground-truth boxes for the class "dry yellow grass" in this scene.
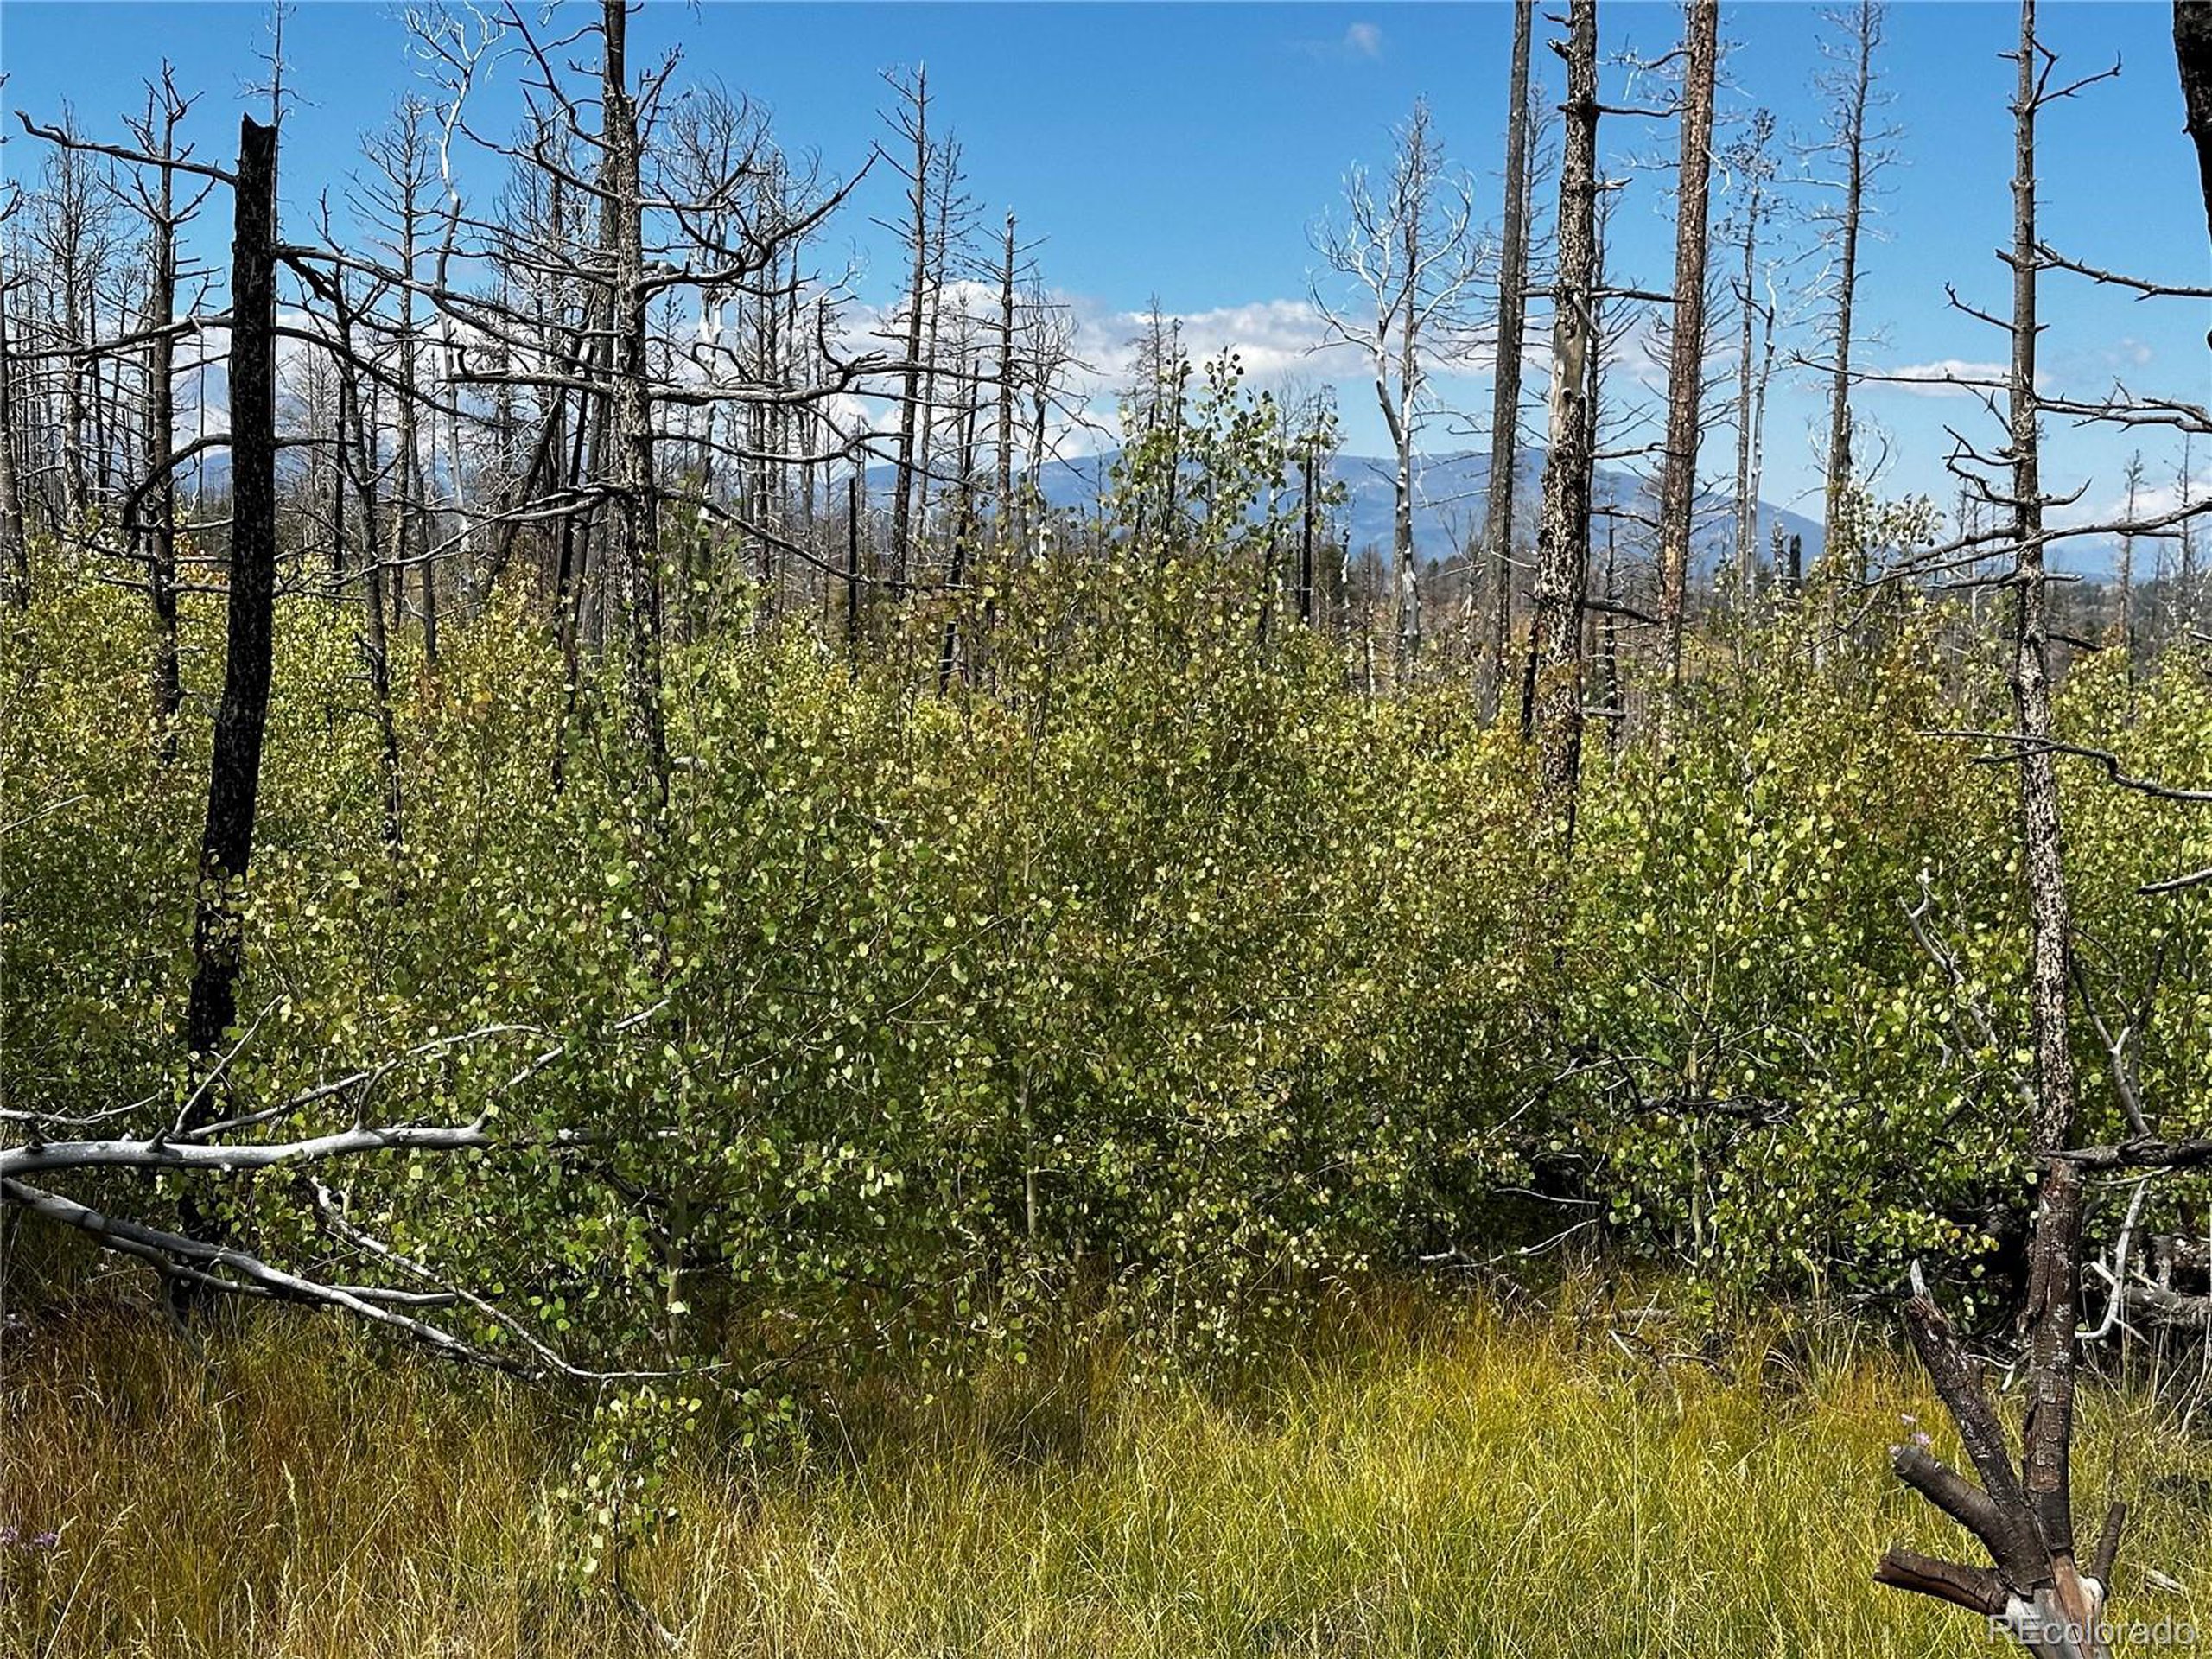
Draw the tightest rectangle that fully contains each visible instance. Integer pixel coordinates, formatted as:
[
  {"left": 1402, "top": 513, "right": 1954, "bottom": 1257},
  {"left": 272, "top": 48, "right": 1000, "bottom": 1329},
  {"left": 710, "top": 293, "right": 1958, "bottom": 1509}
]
[{"left": 3, "top": 1286, "right": 2207, "bottom": 1658}]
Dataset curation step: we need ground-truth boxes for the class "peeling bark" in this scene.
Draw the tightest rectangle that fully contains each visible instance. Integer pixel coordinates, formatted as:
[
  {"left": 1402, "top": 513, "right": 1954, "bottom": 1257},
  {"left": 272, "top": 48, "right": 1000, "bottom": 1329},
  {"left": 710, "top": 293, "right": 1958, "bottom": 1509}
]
[{"left": 1529, "top": 0, "right": 1599, "bottom": 838}]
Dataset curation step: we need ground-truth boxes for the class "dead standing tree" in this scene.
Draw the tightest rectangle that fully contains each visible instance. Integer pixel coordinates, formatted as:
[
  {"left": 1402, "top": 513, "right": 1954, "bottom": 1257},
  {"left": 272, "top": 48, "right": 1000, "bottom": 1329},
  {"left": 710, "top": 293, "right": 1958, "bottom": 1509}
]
[
  {"left": 11, "top": 101, "right": 284, "bottom": 1119},
  {"left": 0, "top": 191, "right": 26, "bottom": 605},
  {"left": 360, "top": 100, "right": 442, "bottom": 666},
  {"left": 1481, "top": 0, "right": 1537, "bottom": 719},
  {"left": 1313, "top": 97, "right": 1483, "bottom": 676},
  {"left": 1870, "top": 7, "right": 2212, "bottom": 1650},
  {"left": 881, "top": 65, "right": 935, "bottom": 607},
  {"left": 1653, "top": 0, "right": 1719, "bottom": 688},
  {"left": 1529, "top": 0, "right": 1599, "bottom": 837},
  {"left": 184, "top": 116, "right": 278, "bottom": 1092},
  {"left": 21, "top": 111, "right": 124, "bottom": 534},
  {"left": 119, "top": 67, "right": 214, "bottom": 747},
  {"left": 1722, "top": 108, "right": 1780, "bottom": 598},
  {"left": 390, "top": 1, "right": 884, "bottom": 739},
  {"left": 2182, "top": 0, "right": 2212, "bottom": 267},
  {"left": 7, "top": 106, "right": 301, "bottom": 1236},
  {"left": 1808, "top": 0, "right": 1894, "bottom": 578},
  {"left": 595, "top": 0, "right": 667, "bottom": 804}
]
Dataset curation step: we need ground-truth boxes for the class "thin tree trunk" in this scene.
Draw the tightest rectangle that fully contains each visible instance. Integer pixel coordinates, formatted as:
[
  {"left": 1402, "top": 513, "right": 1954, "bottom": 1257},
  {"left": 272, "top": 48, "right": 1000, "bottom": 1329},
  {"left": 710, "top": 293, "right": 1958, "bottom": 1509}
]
[
  {"left": 143, "top": 142, "right": 182, "bottom": 751},
  {"left": 938, "top": 355, "right": 980, "bottom": 692},
  {"left": 1821, "top": 0, "right": 1877, "bottom": 569},
  {"left": 1389, "top": 338, "right": 1424, "bottom": 668},
  {"left": 889, "top": 71, "right": 930, "bottom": 601},
  {"left": 1484, "top": 0, "right": 1536, "bottom": 720},
  {"left": 60, "top": 254, "right": 88, "bottom": 529},
  {"left": 1656, "top": 0, "right": 1719, "bottom": 685},
  {"left": 600, "top": 0, "right": 668, "bottom": 806},
  {"left": 996, "top": 210, "right": 1016, "bottom": 529},
  {"left": 1300, "top": 442, "right": 1316, "bottom": 626},
  {"left": 912, "top": 178, "right": 951, "bottom": 595},
  {"left": 1388, "top": 113, "right": 1425, "bottom": 671},
  {"left": 1875, "top": 12, "right": 2115, "bottom": 1649},
  {"left": 1599, "top": 518, "right": 1620, "bottom": 744},
  {"left": 2117, "top": 453, "right": 2140, "bottom": 670},
  {"left": 0, "top": 267, "right": 24, "bottom": 605},
  {"left": 1749, "top": 300, "right": 1777, "bottom": 591},
  {"left": 328, "top": 267, "right": 404, "bottom": 858},
  {"left": 846, "top": 467, "right": 861, "bottom": 668},
  {"left": 2005, "top": 0, "right": 2074, "bottom": 1164},
  {"left": 1529, "top": 0, "right": 1599, "bottom": 837},
  {"left": 1730, "top": 115, "right": 1772, "bottom": 601},
  {"left": 1732, "top": 254, "right": 1762, "bottom": 597},
  {"left": 391, "top": 176, "right": 435, "bottom": 668}
]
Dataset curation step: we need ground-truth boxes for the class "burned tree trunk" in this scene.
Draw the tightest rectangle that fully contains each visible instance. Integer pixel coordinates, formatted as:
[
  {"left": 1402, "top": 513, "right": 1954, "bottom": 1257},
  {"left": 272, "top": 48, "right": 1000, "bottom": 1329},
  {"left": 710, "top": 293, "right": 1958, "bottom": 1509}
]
[
  {"left": 1483, "top": 0, "right": 1535, "bottom": 720},
  {"left": 1821, "top": 0, "right": 1880, "bottom": 568},
  {"left": 0, "top": 257, "right": 27, "bottom": 607},
  {"left": 2178, "top": 0, "right": 2212, "bottom": 256},
  {"left": 1529, "top": 0, "right": 1599, "bottom": 837},
  {"left": 321, "top": 264, "right": 404, "bottom": 859},
  {"left": 137, "top": 99, "right": 186, "bottom": 750},
  {"left": 182, "top": 115, "right": 279, "bottom": 1077},
  {"left": 2004, "top": 0, "right": 2072, "bottom": 1170},
  {"left": 1874, "top": 10, "right": 2121, "bottom": 1651},
  {"left": 600, "top": 0, "right": 668, "bottom": 807},
  {"left": 1656, "top": 0, "right": 1719, "bottom": 686}
]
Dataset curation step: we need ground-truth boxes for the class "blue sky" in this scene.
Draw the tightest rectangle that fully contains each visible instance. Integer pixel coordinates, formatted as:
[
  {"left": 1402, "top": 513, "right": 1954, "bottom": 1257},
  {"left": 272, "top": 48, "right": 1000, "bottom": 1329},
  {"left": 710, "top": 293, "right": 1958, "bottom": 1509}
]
[{"left": 3, "top": 0, "right": 2207, "bottom": 542}]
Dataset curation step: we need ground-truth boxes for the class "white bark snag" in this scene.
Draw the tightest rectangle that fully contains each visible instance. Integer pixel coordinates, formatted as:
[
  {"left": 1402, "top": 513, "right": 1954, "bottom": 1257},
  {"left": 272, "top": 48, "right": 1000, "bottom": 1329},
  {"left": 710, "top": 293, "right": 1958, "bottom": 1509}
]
[
  {"left": 1656, "top": 0, "right": 1719, "bottom": 685},
  {"left": 889, "top": 67, "right": 930, "bottom": 602},
  {"left": 1379, "top": 102, "right": 1443, "bottom": 671},
  {"left": 1875, "top": 10, "right": 2119, "bottom": 1651},
  {"left": 1483, "top": 0, "right": 1535, "bottom": 718},
  {"left": 996, "top": 208, "right": 1017, "bottom": 530},
  {"left": 1312, "top": 100, "right": 1478, "bottom": 680},
  {"left": 1529, "top": 0, "right": 1599, "bottom": 836}
]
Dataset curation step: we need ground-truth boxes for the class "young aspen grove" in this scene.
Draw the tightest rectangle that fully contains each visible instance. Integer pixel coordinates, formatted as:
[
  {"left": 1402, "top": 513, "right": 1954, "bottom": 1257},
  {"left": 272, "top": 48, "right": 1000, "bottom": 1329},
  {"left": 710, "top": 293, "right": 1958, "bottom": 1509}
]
[{"left": 3, "top": 3, "right": 2210, "bottom": 1655}]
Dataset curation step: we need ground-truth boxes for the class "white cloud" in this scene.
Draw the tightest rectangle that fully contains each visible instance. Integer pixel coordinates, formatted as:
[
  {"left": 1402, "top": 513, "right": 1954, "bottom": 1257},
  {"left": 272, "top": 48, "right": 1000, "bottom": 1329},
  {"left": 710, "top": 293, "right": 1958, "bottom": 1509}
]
[
  {"left": 1870, "top": 359, "right": 2011, "bottom": 398},
  {"left": 1071, "top": 296, "right": 1353, "bottom": 385},
  {"left": 2060, "top": 470, "right": 2212, "bottom": 531},
  {"left": 1296, "top": 22, "right": 1385, "bottom": 62}
]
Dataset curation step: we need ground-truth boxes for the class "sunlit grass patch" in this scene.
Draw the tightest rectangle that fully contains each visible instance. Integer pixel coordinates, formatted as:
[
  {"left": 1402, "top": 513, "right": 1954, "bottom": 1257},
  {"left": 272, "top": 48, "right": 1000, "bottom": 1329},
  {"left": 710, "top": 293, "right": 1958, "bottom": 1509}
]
[{"left": 4, "top": 1287, "right": 2207, "bottom": 1658}]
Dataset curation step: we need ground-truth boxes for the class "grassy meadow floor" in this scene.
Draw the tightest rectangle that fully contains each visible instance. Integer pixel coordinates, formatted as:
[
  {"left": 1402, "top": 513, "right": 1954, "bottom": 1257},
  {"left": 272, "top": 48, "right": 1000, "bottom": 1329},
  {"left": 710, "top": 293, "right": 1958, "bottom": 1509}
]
[{"left": 4, "top": 1283, "right": 2209, "bottom": 1659}]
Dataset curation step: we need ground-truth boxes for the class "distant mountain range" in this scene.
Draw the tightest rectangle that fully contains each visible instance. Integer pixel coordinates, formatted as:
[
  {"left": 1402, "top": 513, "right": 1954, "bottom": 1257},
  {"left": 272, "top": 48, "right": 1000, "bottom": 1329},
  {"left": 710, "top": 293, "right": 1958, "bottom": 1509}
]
[{"left": 1015, "top": 448, "right": 1828, "bottom": 581}]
